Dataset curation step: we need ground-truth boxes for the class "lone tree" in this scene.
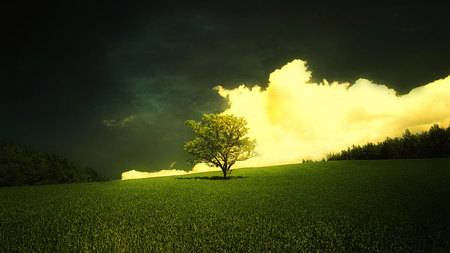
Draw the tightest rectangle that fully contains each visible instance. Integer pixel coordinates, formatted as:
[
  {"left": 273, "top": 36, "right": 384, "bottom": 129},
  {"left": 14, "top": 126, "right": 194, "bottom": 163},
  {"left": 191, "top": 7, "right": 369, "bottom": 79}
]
[{"left": 184, "top": 113, "right": 256, "bottom": 178}]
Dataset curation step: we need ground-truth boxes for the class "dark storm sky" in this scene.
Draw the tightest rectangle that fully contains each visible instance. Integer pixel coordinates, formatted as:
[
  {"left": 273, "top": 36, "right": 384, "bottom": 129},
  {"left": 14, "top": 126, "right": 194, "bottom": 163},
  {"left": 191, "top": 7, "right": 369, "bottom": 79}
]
[{"left": 1, "top": 1, "right": 450, "bottom": 178}]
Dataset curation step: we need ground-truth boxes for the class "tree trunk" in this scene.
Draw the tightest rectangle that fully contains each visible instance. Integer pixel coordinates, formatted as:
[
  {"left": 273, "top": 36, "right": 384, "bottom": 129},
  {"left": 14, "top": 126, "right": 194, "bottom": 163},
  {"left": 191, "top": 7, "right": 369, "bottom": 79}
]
[
  {"left": 222, "top": 161, "right": 228, "bottom": 178},
  {"left": 222, "top": 168, "right": 227, "bottom": 178}
]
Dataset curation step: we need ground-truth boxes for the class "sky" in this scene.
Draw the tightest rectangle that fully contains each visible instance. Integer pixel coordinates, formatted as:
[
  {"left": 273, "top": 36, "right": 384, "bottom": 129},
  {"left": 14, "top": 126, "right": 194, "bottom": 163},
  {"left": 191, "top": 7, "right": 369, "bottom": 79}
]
[{"left": 2, "top": 1, "right": 450, "bottom": 179}]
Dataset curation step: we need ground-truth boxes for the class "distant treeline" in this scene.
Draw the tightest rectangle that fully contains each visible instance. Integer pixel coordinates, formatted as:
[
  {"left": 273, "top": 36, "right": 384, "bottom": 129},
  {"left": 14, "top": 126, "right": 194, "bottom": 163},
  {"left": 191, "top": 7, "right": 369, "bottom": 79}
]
[
  {"left": 0, "top": 141, "right": 107, "bottom": 187},
  {"left": 327, "top": 124, "right": 450, "bottom": 161}
]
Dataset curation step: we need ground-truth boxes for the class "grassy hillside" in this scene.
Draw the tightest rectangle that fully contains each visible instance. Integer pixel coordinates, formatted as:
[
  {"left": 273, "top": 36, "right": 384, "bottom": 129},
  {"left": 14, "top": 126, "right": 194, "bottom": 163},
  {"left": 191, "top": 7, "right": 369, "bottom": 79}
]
[{"left": 1, "top": 159, "right": 449, "bottom": 251}]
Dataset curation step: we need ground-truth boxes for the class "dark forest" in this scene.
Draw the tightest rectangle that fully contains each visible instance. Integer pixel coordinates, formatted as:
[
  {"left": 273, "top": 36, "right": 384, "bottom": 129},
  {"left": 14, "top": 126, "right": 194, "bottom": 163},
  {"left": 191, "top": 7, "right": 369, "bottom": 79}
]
[
  {"left": 327, "top": 124, "right": 450, "bottom": 161},
  {"left": 0, "top": 141, "right": 107, "bottom": 186}
]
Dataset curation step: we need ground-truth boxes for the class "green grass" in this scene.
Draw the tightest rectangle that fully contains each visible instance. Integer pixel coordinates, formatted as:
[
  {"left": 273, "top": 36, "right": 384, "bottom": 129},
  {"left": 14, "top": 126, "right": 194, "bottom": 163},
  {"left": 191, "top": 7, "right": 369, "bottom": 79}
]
[{"left": 1, "top": 159, "right": 449, "bottom": 251}]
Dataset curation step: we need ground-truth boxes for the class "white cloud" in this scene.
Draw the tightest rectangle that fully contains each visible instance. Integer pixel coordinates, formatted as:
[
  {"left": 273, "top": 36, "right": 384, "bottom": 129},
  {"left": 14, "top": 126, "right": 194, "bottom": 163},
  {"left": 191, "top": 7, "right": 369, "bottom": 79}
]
[
  {"left": 122, "top": 59, "right": 450, "bottom": 179},
  {"left": 102, "top": 115, "right": 136, "bottom": 128},
  {"left": 217, "top": 59, "right": 450, "bottom": 167}
]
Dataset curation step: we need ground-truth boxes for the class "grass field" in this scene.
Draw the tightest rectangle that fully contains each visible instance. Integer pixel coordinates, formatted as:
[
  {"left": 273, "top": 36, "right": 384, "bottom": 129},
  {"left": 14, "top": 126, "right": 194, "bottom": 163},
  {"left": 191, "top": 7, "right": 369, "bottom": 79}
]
[{"left": 1, "top": 159, "right": 449, "bottom": 251}]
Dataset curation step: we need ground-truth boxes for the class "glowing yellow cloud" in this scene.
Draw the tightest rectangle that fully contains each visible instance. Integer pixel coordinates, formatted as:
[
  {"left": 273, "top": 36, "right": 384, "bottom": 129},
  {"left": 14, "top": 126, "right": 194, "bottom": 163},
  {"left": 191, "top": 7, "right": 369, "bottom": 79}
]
[
  {"left": 121, "top": 169, "right": 188, "bottom": 180},
  {"left": 217, "top": 59, "right": 450, "bottom": 168},
  {"left": 121, "top": 163, "right": 220, "bottom": 180},
  {"left": 122, "top": 59, "right": 450, "bottom": 180}
]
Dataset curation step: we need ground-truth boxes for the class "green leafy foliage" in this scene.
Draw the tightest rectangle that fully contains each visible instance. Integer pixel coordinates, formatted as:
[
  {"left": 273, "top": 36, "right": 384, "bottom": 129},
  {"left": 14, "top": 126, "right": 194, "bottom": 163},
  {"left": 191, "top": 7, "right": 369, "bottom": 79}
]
[
  {"left": 0, "top": 141, "right": 107, "bottom": 186},
  {"left": 184, "top": 114, "right": 256, "bottom": 177},
  {"left": 0, "top": 159, "right": 449, "bottom": 251},
  {"left": 327, "top": 124, "right": 450, "bottom": 160}
]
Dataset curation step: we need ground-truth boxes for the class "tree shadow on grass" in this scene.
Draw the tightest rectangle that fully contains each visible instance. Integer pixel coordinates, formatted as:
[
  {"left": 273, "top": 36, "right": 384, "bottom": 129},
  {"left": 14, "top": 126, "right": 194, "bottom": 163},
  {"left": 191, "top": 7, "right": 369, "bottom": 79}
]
[{"left": 175, "top": 176, "right": 248, "bottom": 180}]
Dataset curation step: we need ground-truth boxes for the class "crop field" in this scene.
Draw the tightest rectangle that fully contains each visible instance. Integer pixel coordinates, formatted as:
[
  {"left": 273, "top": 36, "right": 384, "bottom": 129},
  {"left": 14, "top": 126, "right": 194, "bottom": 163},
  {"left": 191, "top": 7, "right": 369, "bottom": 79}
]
[{"left": 1, "top": 159, "right": 449, "bottom": 251}]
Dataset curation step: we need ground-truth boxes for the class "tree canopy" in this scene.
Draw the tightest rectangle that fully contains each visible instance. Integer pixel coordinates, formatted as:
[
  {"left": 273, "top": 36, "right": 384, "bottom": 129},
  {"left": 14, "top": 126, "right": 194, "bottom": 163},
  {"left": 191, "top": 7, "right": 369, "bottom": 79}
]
[{"left": 184, "top": 114, "right": 256, "bottom": 178}]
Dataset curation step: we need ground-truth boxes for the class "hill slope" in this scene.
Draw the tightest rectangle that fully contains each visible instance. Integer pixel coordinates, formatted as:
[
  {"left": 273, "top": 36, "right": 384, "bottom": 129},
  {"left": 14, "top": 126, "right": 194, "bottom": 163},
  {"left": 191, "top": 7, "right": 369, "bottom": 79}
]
[{"left": 1, "top": 159, "right": 449, "bottom": 251}]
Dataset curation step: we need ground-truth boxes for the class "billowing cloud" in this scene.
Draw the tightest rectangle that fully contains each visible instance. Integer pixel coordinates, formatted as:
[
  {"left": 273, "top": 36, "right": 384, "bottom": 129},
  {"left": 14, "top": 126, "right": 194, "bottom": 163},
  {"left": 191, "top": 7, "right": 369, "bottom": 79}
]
[
  {"left": 122, "top": 59, "right": 450, "bottom": 180},
  {"left": 217, "top": 59, "right": 450, "bottom": 168}
]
